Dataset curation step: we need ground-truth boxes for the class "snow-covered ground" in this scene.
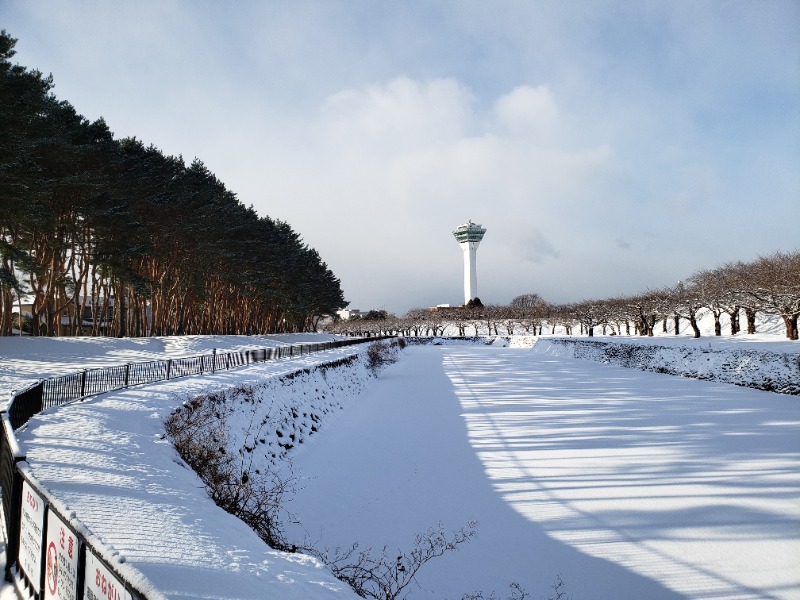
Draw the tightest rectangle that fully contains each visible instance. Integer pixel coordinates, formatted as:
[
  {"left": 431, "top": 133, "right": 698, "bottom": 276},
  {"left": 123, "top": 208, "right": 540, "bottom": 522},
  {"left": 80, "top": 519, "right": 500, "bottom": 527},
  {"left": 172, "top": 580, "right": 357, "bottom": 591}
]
[
  {"left": 1, "top": 330, "right": 798, "bottom": 599},
  {"left": 530, "top": 337, "right": 800, "bottom": 394},
  {"left": 0, "top": 333, "right": 342, "bottom": 396},
  {"left": 285, "top": 344, "right": 799, "bottom": 600}
]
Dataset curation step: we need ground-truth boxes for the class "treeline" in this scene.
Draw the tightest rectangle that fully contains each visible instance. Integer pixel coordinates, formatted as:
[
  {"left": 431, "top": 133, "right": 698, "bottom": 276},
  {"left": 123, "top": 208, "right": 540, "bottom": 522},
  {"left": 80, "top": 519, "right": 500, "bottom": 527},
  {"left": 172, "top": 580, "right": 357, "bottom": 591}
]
[
  {"left": 0, "top": 31, "right": 346, "bottom": 337},
  {"left": 330, "top": 251, "right": 800, "bottom": 340}
]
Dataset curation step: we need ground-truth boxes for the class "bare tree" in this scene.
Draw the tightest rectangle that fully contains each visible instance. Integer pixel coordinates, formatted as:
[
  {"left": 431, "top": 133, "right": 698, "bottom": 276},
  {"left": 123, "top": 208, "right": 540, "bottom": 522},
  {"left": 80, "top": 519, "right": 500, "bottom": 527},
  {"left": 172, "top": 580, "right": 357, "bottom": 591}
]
[
  {"left": 604, "top": 296, "right": 635, "bottom": 335},
  {"left": 510, "top": 293, "right": 549, "bottom": 334},
  {"left": 668, "top": 281, "right": 704, "bottom": 338},
  {"left": 570, "top": 299, "right": 612, "bottom": 337},
  {"left": 690, "top": 267, "right": 738, "bottom": 336},
  {"left": 624, "top": 290, "right": 668, "bottom": 337},
  {"left": 732, "top": 252, "right": 800, "bottom": 339}
]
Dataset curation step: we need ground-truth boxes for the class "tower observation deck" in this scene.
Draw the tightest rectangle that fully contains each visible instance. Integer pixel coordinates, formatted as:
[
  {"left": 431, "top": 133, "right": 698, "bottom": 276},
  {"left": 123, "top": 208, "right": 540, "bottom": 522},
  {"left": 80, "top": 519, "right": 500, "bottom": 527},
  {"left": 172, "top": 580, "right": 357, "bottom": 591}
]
[{"left": 453, "top": 221, "right": 486, "bottom": 305}]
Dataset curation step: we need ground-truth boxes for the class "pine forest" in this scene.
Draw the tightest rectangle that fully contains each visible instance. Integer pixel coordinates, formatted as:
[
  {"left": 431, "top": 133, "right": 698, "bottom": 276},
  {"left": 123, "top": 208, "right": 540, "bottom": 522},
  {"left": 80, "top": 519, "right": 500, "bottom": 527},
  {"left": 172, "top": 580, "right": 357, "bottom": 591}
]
[{"left": 0, "top": 31, "right": 347, "bottom": 337}]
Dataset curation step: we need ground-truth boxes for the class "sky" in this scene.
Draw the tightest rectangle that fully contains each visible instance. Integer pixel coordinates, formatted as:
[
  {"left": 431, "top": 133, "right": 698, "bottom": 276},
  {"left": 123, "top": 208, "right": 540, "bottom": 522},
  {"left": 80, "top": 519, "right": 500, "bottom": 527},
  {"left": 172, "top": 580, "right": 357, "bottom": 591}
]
[{"left": 3, "top": 1, "right": 799, "bottom": 315}]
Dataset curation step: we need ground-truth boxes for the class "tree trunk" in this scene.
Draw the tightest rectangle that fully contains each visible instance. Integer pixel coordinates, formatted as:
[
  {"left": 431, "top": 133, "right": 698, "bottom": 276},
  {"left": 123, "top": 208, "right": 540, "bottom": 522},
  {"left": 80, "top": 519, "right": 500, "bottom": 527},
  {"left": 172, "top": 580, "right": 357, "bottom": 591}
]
[
  {"left": 673, "top": 315, "right": 680, "bottom": 335},
  {"left": 689, "top": 314, "right": 701, "bottom": 338},
  {"left": 745, "top": 307, "right": 757, "bottom": 334},
  {"left": 727, "top": 307, "right": 740, "bottom": 335},
  {"left": 0, "top": 288, "right": 12, "bottom": 336},
  {"left": 783, "top": 314, "right": 799, "bottom": 340}
]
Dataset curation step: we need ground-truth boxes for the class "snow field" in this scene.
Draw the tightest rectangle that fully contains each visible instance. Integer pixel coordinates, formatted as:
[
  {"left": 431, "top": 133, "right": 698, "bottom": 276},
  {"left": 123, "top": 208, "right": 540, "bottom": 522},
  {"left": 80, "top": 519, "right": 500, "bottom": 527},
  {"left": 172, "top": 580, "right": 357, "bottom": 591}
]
[
  {"left": 286, "top": 344, "right": 800, "bottom": 600},
  {"left": 1, "top": 333, "right": 798, "bottom": 599}
]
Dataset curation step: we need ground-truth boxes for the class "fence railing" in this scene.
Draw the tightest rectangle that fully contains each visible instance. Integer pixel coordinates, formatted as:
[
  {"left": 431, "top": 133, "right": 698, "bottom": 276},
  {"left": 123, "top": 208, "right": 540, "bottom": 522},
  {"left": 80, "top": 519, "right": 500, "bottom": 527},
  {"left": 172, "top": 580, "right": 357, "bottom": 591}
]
[{"left": 0, "top": 335, "right": 388, "bottom": 599}]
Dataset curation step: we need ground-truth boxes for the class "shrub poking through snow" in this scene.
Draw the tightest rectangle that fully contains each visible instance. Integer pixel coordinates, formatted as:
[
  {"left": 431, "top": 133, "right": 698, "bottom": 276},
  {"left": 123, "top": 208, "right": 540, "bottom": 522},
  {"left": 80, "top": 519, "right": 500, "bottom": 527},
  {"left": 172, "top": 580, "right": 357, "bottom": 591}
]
[
  {"left": 314, "top": 521, "right": 478, "bottom": 600},
  {"left": 461, "top": 582, "right": 530, "bottom": 600},
  {"left": 165, "top": 387, "right": 297, "bottom": 552},
  {"left": 461, "top": 574, "right": 571, "bottom": 600},
  {"left": 366, "top": 340, "right": 401, "bottom": 372}
]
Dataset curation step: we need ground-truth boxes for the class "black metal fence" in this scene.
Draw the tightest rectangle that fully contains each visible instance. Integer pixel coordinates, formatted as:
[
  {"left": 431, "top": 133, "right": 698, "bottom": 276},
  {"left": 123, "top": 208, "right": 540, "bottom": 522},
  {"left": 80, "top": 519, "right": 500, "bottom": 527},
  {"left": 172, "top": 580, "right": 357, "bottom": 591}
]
[
  {"left": 9, "top": 339, "right": 372, "bottom": 431},
  {"left": 0, "top": 335, "right": 387, "bottom": 599}
]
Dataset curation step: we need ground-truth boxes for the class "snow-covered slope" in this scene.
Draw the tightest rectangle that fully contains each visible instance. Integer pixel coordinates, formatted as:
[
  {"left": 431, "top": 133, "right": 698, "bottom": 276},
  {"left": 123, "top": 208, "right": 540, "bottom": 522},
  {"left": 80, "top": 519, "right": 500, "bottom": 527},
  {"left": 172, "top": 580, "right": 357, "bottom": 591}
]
[
  {"left": 531, "top": 337, "right": 800, "bottom": 394},
  {"left": 11, "top": 345, "right": 371, "bottom": 600}
]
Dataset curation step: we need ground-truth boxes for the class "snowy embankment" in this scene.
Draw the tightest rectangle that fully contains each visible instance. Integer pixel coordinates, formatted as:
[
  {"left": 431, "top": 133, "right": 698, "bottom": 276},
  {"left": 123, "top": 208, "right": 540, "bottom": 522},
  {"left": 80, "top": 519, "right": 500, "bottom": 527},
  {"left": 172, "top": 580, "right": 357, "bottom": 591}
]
[
  {"left": 0, "top": 335, "right": 373, "bottom": 600},
  {"left": 530, "top": 337, "right": 800, "bottom": 395},
  {"left": 175, "top": 352, "right": 377, "bottom": 467}
]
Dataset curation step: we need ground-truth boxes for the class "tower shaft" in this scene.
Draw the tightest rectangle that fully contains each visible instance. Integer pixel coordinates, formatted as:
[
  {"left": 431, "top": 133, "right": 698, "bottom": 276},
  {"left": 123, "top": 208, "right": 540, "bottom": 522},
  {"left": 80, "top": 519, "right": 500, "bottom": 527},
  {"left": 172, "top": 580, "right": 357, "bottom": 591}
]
[{"left": 461, "top": 241, "right": 479, "bottom": 304}]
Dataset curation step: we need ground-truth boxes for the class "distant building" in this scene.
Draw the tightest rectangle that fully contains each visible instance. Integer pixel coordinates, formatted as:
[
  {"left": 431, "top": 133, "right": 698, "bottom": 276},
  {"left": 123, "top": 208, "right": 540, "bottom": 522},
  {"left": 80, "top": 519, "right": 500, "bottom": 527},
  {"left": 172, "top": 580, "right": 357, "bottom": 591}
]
[
  {"left": 453, "top": 220, "right": 486, "bottom": 305},
  {"left": 336, "top": 308, "right": 363, "bottom": 320}
]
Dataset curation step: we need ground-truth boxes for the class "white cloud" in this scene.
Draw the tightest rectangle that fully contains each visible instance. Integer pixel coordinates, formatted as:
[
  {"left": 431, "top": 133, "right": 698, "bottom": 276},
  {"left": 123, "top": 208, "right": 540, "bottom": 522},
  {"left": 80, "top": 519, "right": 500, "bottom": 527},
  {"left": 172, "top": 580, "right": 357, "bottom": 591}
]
[
  {"left": 322, "top": 77, "right": 474, "bottom": 151},
  {"left": 492, "top": 84, "right": 559, "bottom": 141}
]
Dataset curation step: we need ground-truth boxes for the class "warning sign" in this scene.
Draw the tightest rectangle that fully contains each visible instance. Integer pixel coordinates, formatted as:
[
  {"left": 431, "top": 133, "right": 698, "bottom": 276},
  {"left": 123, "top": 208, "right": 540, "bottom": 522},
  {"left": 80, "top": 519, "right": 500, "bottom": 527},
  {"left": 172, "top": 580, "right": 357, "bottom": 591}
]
[
  {"left": 84, "top": 550, "right": 132, "bottom": 600},
  {"left": 44, "top": 511, "right": 79, "bottom": 600},
  {"left": 18, "top": 480, "right": 45, "bottom": 592}
]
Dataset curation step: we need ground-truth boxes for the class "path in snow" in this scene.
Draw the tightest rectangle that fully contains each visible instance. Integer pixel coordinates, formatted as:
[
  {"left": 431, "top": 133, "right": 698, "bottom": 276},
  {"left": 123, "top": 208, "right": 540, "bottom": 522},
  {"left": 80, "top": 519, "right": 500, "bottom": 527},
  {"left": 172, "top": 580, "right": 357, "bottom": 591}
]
[{"left": 286, "top": 345, "right": 800, "bottom": 600}]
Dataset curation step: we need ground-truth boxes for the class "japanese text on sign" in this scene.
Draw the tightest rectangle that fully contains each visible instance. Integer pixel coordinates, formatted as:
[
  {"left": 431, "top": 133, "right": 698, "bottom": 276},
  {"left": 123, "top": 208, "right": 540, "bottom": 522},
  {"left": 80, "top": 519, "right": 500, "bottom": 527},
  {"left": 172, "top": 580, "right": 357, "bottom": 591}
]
[
  {"left": 84, "top": 551, "right": 132, "bottom": 600},
  {"left": 19, "top": 481, "right": 45, "bottom": 592},
  {"left": 45, "top": 510, "right": 79, "bottom": 600}
]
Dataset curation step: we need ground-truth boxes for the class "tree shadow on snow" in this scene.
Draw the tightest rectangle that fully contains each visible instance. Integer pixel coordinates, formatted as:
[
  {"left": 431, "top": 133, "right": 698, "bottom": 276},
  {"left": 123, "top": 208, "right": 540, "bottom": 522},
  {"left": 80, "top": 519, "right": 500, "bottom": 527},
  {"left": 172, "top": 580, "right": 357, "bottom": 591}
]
[{"left": 438, "top": 347, "right": 798, "bottom": 600}]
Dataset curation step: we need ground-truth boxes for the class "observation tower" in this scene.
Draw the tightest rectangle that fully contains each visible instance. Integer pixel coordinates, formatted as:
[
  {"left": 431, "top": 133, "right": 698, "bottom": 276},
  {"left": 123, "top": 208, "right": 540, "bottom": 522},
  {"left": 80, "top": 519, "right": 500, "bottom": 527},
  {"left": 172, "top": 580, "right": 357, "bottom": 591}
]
[{"left": 453, "top": 221, "right": 486, "bottom": 305}]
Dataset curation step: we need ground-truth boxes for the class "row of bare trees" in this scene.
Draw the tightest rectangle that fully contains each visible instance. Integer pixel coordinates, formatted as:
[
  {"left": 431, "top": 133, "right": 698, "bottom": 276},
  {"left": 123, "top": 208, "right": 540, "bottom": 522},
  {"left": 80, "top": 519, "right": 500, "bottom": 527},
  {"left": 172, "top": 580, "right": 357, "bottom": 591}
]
[
  {"left": 0, "top": 31, "right": 346, "bottom": 337},
  {"left": 328, "top": 251, "right": 800, "bottom": 340}
]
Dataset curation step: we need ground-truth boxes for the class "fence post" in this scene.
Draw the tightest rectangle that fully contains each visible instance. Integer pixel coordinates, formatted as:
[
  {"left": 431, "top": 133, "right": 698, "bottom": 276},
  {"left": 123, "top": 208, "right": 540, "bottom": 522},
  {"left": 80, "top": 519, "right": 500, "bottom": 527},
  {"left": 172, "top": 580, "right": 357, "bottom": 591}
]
[
  {"left": 166, "top": 359, "right": 172, "bottom": 380},
  {"left": 4, "top": 464, "right": 23, "bottom": 582},
  {"left": 212, "top": 349, "right": 216, "bottom": 374},
  {"left": 80, "top": 370, "right": 87, "bottom": 397},
  {"left": 124, "top": 364, "right": 130, "bottom": 388},
  {"left": 1, "top": 414, "right": 25, "bottom": 583}
]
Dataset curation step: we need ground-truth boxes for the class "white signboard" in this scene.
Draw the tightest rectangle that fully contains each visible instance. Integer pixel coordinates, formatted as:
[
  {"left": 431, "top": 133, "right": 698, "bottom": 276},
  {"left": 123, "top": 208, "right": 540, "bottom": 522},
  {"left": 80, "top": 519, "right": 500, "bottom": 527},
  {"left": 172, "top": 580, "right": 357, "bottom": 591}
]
[
  {"left": 84, "top": 550, "right": 132, "bottom": 600},
  {"left": 44, "top": 511, "right": 79, "bottom": 600},
  {"left": 18, "top": 480, "right": 45, "bottom": 591}
]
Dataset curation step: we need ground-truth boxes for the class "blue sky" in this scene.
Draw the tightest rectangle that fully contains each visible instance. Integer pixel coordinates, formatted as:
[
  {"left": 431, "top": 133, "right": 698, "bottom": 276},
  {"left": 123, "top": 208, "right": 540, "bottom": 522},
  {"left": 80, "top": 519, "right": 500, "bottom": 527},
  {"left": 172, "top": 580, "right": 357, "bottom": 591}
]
[{"left": 3, "top": 1, "right": 799, "bottom": 314}]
